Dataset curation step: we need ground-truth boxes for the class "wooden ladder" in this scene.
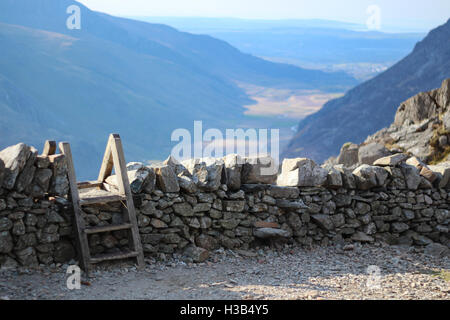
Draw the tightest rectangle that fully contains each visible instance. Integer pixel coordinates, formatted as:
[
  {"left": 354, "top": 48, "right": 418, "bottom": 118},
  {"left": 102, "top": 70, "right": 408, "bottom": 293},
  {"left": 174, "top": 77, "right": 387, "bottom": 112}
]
[{"left": 54, "top": 134, "right": 144, "bottom": 276}]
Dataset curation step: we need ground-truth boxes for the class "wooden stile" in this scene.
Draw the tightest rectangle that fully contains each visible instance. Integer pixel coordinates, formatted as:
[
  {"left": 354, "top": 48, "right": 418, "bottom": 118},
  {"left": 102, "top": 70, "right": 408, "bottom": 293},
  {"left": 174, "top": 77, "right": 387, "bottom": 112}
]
[{"left": 58, "top": 134, "right": 144, "bottom": 276}]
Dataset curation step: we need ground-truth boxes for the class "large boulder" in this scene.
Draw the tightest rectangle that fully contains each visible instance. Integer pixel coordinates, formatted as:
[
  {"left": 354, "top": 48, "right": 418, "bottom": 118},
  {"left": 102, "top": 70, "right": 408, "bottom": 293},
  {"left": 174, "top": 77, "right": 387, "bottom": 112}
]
[
  {"left": 0, "top": 143, "right": 34, "bottom": 190},
  {"left": 394, "top": 92, "right": 440, "bottom": 127},
  {"left": 358, "top": 142, "right": 391, "bottom": 165},
  {"left": 241, "top": 155, "right": 277, "bottom": 185},
  {"left": 431, "top": 79, "right": 450, "bottom": 110},
  {"left": 277, "top": 158, "right": 328, "bottom": 187},
  {"left": 336, "top": 143, "right": 359, "bottom": 167}
]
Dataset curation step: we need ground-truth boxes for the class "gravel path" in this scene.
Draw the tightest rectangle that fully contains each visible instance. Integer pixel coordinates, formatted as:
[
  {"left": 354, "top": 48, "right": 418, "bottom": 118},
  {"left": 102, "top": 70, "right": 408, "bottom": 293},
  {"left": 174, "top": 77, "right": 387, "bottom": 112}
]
[{"left": 0, "top": 244, "right": 449, "bottom": 300}]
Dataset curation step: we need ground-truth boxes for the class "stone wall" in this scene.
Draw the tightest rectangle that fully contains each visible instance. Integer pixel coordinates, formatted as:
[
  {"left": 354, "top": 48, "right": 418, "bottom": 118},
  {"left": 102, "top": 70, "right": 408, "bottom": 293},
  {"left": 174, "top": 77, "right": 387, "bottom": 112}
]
[{"left": 0, "top": 144, "right": 449, "bottom": 268}]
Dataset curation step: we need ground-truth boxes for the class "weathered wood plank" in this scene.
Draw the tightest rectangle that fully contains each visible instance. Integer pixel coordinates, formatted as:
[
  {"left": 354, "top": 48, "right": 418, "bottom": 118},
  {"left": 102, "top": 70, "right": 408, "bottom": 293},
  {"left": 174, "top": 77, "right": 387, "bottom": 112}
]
[
  {"left": 110, "top": 133, "right": 145, "bottom": 269},
  {"left": 85, "top": 223, "right": 132, "bottom": 234},
  {"left": 58, "top": 142, "right": 92, "bottom": 275},
  {"left": 97, "top": 135, "right": 114, "bottom": 183},
  {"left": 89, "top": 250, "right": 139, "bottom": 264},
  {"left": 77, "top": 180, "right": 103, "bottom": 189},
  {"left": 79, "top": 194, "right": 126, "bottom": 205}
]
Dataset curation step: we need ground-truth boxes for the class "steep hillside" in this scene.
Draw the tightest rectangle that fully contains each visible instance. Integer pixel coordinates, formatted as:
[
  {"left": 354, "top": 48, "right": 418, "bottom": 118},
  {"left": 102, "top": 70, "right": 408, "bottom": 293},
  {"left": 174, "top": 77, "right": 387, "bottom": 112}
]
[
  {"left": 284, "top": 18, "right": 450, "bottom": 163},
  {"left": 0, "top": 0, "right": 356, "bottom": 178}
]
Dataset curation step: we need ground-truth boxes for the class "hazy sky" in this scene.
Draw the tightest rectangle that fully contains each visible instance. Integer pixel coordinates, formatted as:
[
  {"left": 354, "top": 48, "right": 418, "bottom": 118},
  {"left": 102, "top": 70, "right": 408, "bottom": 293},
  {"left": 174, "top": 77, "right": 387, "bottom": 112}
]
[{"left": 77, "top": 0, "right": 450, "bottom": 31}]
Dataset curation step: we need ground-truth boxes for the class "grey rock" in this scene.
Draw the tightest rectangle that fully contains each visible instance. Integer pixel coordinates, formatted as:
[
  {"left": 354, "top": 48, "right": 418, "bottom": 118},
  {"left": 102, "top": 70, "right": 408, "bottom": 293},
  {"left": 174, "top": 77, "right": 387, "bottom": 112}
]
[
  {"left": 277, "top": 158, "right": 328, "bottom": 187},
  {"left": 253, "top": 228, "right": 290, "bottom": 239},
  {"left": 195, "top": 234, "right": 219, "bottom": 251},
  {"left": 428, "top": 162, "right": 450, "bottom": 189},
  {"left": 15, "top": 247, "right": 38, "bottom": 266},
  {"left": 276, "top": 199, "right": 309, "bottom": 210},
  {"left": 268, "top": 185, "right": 299, "bottom": 199},
  {"left": 400, "top": 163, "right": 422, "bottom": 190},
  {"left": 0, "top": 218, "right": 13, "bottom": 231},
  {"left": 358, "top": 142, "right": 391, "bottom": 165},
  {"left": 311, "top": 214, "right": 334, "bottom": 231},
  {"left": 0, "top": 255, "right": 18, "bottom": 269},
  {"left": 352, "top": 165, "right": 378, "bottom": 190},
  {"left": 107, "top": 167, "right": 154, "bottom": 194},
  {"left": 49, "top": 154, "right": 69, "bottom": 197},
  {"left": 391, "top": 222, "right": 410, "bottom": 233},
  {"left": 222, "top": 200, "right": 245, "bottom": 212},
  {"left": 154, "top": 165, "right": 180, "bottom": 193},
  {"left": 443, "top": 111, "right": 450, "bottom": 131},
  {"left": 0, "top": 158, "right": 5, "bottom": 187},
  {"left": 33, "top": 168, "right": 53, "bottom": 192},
  {"left": 177, "top": 175, "right": 197, "bottom": 193},
  {"left": 241, "top": 156, "right": 277, "bottom": 185},
  {"left": 351, "top": 231, "right": 374, "bottom": 242},
  {"left": 173, "top": 203, "right": 194, "bottom": 217},
  {"left": 15, "top": 147, "right": 37, "bottom": 193},
  {"left": 182, "top": 158, "right": 223, "bottom": 191},
  {"left": 337, "top": 143, "right": 359, "bottom": 167},
  {"left": 223, "top": 154, "right": 243, "bottom": 190},
  {"left": 394, "top": 91, "right": 439, "bottom": 127},
  {"left": 324, "top": 166, "right": 343, "bottom": 188},
  {"left": 0, "top": 231, "right": 13, "bottom": 253},
  {"left": 373, "top": 153, "right": 408, "bottom": 166},
  {"left": 183, "top": 245, "right": 209, "bottom": 263},
  {"left": 424, "top": 243, "right": 450, "bottom": 257},
  {"left": 334, "top": 165, "right": 356, "bottom": 189},
  {"left": 0, "top": 143, "right": 33, "bottom": 190},
  {"left": 54, "top": 241, "right": 75, "bottom": 263}
]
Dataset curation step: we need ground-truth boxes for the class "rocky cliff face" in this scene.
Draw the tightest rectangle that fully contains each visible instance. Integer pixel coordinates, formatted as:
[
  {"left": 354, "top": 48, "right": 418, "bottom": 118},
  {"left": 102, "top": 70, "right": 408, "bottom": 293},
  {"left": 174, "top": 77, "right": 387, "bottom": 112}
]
[
  {"left": 284, "top": 19, "right": 450, "bottom": 163},
  {"left": 333, "top": 79, "right": 450, "bottom": 169}
]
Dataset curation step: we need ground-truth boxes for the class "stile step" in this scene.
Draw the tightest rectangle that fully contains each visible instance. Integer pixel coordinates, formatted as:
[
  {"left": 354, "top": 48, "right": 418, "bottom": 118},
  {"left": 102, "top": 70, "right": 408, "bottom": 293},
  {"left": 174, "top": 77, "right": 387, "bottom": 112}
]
[{"left": 89, "top": 250, "right": 139, "bottom": 264}]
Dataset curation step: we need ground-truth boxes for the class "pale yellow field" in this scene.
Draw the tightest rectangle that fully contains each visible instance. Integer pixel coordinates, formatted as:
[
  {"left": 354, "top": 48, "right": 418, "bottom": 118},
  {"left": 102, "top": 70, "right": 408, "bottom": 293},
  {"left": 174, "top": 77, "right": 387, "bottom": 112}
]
[{"left": 238, "top": 83, "right": 344, "bottom": 119}]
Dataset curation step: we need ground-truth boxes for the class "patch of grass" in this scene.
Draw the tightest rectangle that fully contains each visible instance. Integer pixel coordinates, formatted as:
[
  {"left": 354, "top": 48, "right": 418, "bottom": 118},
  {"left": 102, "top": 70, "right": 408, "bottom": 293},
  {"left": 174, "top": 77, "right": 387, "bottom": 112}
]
[
  {"left": 342, "top": 142, "right": 353, "bottom": 149},
  {"left": 431, "top": 270, "right": 450, "bottom": 282},
  {"left": 429, "top": 146, "right": 450, "bottom": 165}
]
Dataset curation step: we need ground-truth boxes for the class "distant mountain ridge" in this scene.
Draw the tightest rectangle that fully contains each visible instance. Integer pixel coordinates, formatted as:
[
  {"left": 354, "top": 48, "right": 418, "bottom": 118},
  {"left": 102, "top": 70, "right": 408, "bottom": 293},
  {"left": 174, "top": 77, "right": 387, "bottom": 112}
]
[
  {"left": 284, "top": 18, "right": 450, "bottom": 163},
  {"left": 0, "top": 0, "right": 356, "bottom": 179}
]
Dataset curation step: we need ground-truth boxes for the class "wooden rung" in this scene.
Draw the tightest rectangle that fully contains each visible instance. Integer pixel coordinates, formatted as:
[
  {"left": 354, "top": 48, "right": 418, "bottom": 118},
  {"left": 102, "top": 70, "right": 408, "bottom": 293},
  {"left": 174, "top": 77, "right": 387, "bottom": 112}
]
[
  {"left": 85, "top": 223, "right": 132, "bottom": 234},
  {"left": 89, "top": 250, "right": 139, "bottom": 264},
  {"left": 77, "top": 180, "right": 103, "bottom": 190},
  {"left": 79, "top": 194, "right": 126, "bottom": 205}
]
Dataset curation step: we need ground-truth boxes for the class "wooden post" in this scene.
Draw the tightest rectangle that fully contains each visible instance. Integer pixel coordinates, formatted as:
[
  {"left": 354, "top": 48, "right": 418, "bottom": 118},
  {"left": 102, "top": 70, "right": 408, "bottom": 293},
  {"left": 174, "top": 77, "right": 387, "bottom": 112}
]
[
  {"left": 42, "top": 140, "right": 56, "bottom": 156},
  {"left": 97, "top": 135, "right": 114, "bottom": 183},
  {"left": 110, "top": 134, "right": 145, "bottom": 269},
  {"left": 59, "top": 142, "right": 91, "bottom": 275}
]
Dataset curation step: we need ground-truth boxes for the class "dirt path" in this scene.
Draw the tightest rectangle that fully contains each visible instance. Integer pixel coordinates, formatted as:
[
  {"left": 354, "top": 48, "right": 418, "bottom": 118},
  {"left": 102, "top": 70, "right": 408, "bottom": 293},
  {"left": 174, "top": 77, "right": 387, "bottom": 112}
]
[{"left": 0, "top": 244, "right": 449, "bottom": 300}]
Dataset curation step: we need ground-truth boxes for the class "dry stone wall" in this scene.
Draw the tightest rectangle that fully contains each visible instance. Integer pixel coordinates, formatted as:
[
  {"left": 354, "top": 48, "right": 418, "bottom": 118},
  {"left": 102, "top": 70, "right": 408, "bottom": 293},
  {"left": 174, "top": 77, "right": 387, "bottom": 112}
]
[{"left": 0, "top": 144, "right": 449, "bottom": 268}]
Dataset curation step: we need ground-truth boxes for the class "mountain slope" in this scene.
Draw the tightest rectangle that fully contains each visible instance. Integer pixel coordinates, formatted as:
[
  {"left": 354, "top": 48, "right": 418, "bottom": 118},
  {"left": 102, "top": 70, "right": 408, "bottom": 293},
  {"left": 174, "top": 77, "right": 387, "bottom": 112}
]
[
  {"left": 284, "top": 18, "right": 450, "bottom": 163},
  {"left": 0, "top": 0, "right": 356, "bottom": 178}
]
